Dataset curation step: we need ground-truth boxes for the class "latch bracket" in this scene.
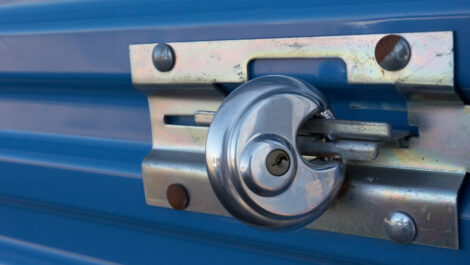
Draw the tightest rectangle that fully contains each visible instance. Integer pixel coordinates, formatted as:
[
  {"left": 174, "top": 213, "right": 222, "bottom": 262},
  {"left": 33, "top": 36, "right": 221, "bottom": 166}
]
[{"left": 130, "top": 32, "right": 466, "bottom": 249}]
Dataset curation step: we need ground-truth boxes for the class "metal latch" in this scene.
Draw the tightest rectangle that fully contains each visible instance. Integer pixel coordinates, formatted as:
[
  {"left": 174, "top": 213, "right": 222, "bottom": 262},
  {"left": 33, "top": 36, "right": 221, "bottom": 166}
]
[{"left": 129, "top": 32, "right": 467, "bottom": 249}]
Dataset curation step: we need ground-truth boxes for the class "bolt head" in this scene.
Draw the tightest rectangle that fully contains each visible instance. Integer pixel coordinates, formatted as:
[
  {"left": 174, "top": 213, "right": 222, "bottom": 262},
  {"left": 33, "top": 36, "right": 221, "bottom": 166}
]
[
  {"left": 166, "top": 184, "right": 189, "bottom": 210},
  {"left": 375, "top": 35, "right": 411, "bottom": 71},
  {"left": 384, "top": 211, "right": 417, "bottom": 244},
  {"left": 153, "top": 43, "right": 175, "bottom": 72}
]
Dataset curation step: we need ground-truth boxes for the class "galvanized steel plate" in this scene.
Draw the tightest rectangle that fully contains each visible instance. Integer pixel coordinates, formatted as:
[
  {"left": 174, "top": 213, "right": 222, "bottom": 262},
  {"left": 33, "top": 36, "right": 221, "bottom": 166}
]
[
  {"left": 130, "top": 32, "right": 453, "bottom": 87},
  {"left": 130, "top": 31, "right": 465, "bottom": 249}
]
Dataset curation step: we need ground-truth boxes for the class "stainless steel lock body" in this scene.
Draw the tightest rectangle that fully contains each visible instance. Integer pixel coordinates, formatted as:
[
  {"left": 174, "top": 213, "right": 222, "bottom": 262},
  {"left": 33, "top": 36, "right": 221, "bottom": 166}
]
[
  {"left": 206, "top": 76, "right": 343, "bottom": 228},
  {"left": 130, "top": 31, "right": 468, "bottom": 249}
]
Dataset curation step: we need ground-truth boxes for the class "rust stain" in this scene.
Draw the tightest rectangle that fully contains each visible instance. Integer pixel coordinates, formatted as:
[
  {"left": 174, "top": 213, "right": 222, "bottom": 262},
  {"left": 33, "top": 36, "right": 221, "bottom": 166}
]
[
  {"left": 167, "top": 184, "right": 189, "bottom": 210},
  {"left": 375, "top": 35, "right": 401, "bottom": 63},
  {"left": 337, "top": 179, "right": 355, "bottom": 199}
]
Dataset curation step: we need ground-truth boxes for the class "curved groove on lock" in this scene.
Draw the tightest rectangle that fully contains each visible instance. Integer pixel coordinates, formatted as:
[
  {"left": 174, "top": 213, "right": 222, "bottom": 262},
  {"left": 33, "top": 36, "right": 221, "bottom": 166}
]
[{"left": 206, "top": 75, "right": 344, "bottom": 229}]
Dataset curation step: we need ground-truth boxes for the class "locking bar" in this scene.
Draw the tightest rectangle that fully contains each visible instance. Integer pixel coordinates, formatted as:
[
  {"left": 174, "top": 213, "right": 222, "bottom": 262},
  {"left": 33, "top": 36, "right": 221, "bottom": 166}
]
[
  {"left": 194, "top": 110, "right": 216, "bottom": 126},
  {"left": 130, "top": 31, "right": 466, "bottom": 249},
  {"left": 193, "top": 110, "right": 389, "bottom": 160},
  {"left": 297, "top": 138, "right": 379, "bottom": 161},
  {"left": 299, "top": 119, "right": 391, "bottom": 141},
  {"left": 195, "top": 110, "right": 392, "bottom": 142}
]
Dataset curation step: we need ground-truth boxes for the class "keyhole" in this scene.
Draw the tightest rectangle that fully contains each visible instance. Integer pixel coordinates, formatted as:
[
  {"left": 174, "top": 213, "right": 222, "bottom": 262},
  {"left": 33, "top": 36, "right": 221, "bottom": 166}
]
[{"left": 266, "top": 149, "right": 291, "bottom": 176}]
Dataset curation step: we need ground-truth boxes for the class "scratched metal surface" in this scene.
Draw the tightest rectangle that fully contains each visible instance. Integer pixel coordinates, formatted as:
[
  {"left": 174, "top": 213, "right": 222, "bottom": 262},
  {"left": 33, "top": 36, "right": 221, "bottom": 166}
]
[
  {"left": 0, "top": 0, "right": 470, "bottom": 264},
  {"left": 130, "top": 32, "right": 453, "bottom": 85}
]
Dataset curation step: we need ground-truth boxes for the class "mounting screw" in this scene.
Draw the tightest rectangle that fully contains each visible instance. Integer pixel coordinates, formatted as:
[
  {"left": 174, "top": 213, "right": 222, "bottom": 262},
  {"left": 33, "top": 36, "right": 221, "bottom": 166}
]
[
  {"left": 384, "top": 211, "right": 417, "bottom": 244},
  {"left": 375, "top": 35, "right": 411, "bottom": 71},
  {"left": 266, "top": 149, "right": 290, "bottom": 176},
  {"left": 166, "top": 184, "right": 189, "bottom": 210},
  {"left": 153, "top": 43, "right": 175, "bottom": 72}
]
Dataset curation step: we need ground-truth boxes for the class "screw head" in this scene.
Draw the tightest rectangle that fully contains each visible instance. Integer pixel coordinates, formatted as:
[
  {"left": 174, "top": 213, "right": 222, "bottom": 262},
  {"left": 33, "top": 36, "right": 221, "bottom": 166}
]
[
  {"left": 384, "top": 211, "right": 417, "bottom": 244},
  {"left": 166, "top": 184, "right": 189, "bottom": 210},
  {"left": 152, "top": 43, "right": 175, "bottom": 72},
  {"left": 266, "top": 149, "right": 291, "bottom": 176},
  {"left": 375, "top": 35, "right": 411, "bottom": 71}
]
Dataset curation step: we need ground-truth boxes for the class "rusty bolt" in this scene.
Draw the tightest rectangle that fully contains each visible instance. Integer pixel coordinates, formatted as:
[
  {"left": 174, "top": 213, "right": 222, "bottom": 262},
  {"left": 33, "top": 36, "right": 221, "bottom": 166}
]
[
  {"left": 375, "top": 35, "right": 411, "bottom": 71},
  {"left": 166, "top": 184, "right": 189, "bottom": 210}
]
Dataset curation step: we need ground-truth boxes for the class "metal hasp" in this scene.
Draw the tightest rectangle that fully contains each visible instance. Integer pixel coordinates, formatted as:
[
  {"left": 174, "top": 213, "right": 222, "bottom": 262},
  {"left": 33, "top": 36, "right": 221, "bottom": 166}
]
[{"left": 129, "top": 32, "right": 466, "bottom": 249}]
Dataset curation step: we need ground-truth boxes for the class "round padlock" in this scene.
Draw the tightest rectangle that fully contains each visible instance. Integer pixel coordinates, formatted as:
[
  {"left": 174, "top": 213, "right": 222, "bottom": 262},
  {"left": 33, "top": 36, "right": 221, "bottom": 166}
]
[{"left": 206, "top": 75, "right": 344, "bottom": 229}]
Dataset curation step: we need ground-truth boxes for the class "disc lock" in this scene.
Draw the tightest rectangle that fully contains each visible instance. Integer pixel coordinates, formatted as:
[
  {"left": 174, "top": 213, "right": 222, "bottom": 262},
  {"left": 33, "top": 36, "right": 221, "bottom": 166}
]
[{"left": 208, "top": 76, "right": 346, "bottom": 228}]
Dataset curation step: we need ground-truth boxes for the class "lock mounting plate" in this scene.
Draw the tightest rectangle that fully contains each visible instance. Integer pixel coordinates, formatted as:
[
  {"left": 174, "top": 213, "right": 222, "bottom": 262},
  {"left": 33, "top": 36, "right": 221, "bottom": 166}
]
[{"left": 129, "top": 32, "right": 466, "bottom": 249}]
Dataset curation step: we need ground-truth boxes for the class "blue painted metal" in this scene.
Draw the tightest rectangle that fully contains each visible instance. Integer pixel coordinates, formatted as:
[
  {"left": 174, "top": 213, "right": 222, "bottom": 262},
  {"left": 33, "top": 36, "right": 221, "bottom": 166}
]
[{"left": 0, "top": 0, "right": 469, "bottom": 264}]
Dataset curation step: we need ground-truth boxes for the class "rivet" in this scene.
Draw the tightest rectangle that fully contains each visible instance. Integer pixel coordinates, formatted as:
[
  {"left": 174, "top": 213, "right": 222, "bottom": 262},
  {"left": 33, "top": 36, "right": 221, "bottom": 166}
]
[
  {"left": 384, "top": 211, "right": 417, "bottom": 244},
  {"left": 375, "top": 35, "right": 411, "bottom": 71},
  {"left": 152, "top": 43, "right": 175, "bottom": 72},
  {"left": 166, "top": 184, "right": 189, "bottom": 210}
]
